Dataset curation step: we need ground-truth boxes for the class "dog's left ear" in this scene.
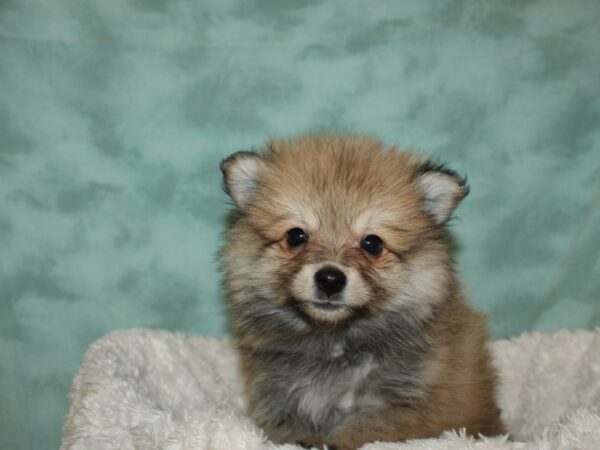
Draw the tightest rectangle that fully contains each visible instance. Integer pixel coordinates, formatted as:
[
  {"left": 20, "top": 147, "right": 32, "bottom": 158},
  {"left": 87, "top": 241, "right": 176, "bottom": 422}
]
[
  {"left": 415, "top": 161, "right": 469, "bottom": 224},
  {"left": 220, "top": 151, "right": 264, "bottom": 209}
]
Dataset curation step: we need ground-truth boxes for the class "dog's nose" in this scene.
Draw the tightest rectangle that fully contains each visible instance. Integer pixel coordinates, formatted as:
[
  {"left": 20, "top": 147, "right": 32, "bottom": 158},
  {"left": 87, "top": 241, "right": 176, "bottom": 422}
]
[{"left": 314, "top": 266, "right": 347, "bottom": 298}]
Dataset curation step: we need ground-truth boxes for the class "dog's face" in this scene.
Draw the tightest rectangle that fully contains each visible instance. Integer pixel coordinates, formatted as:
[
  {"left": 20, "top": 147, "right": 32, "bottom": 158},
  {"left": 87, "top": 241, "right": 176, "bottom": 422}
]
[{"left": 221, "top": 136, "right": 468, "bottom": 328}]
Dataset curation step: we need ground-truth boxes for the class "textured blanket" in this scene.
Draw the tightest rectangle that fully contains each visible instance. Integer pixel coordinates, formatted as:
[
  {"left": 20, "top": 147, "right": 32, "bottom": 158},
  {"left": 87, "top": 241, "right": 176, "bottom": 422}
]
[{"left": 61, "top": 329, "right": 600, "bottom": 450}]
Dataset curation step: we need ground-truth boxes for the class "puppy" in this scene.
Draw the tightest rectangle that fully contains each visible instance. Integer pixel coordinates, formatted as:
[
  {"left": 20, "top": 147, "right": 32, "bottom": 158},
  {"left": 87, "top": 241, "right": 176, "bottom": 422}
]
[{"left": 220, "top": 135, "right": 503, "bottom": 449}]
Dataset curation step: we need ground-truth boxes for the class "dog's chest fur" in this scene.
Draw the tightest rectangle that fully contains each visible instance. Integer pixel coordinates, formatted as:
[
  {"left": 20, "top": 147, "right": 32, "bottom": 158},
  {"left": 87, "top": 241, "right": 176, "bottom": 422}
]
[
  {"left": 291, "top": 346, "right": 382, "bottom": 423},
  {"left": 252, "top": 337, "right": 426, "bottom": 436}
]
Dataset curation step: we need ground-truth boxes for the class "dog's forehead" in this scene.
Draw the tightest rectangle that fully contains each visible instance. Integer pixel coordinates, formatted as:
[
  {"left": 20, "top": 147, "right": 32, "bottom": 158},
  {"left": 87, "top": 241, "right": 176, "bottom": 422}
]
[
  {"left": 250, "top": 137, "right": 428, "bottom": 237},
  {"left": 262, "top": 180, "right": 416, "bottom": 236},
  {"left": 263, "top": 156, "right": 413, "bottom": 208}
]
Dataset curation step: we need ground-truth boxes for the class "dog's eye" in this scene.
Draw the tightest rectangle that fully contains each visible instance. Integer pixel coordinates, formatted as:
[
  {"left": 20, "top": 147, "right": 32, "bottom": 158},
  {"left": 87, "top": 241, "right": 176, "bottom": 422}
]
[
  {"left": 361, "top": 234, "right": 383, "bottom": 256},
  {"left": 286, "top": 228, "right": 309, "bottom": 247}
]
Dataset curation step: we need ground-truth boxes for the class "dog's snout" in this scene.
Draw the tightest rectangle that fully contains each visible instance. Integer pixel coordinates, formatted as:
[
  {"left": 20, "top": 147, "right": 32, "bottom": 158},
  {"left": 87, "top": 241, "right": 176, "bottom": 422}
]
[{"left": 314, "top": 266, "right": 347, "bottom": 298}]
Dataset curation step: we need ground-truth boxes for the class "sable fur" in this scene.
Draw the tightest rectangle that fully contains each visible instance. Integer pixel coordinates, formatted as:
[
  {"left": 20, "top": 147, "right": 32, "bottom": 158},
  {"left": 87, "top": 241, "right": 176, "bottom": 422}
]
[{"left": 220, "top": 135, "right": 504, "bottom": 449}]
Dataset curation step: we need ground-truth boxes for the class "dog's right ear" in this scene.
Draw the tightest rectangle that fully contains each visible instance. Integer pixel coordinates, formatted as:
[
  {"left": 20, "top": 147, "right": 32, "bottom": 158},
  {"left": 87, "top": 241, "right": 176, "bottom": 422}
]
[{"left": 220, "top": 151, "right": 264, "bottom": 209}]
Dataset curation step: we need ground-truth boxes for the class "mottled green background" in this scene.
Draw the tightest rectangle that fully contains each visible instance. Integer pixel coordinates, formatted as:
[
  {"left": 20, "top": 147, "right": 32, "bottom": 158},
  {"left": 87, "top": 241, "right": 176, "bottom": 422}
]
[{"left": 1, "top": 0, "right": 599, "bottom": 448}]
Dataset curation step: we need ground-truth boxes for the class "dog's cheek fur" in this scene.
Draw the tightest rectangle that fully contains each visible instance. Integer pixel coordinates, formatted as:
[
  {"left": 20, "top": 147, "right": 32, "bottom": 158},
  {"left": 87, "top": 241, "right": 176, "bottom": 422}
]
[
  {"left": 342, "top": 254, "right": 393, "bottom": 314},
  {"left": 340, "top": 238, "right": 451, "bottom": 321},
  {"left": 382, "top": 243, "right": 454, "bottom": 318},
  {"left": 221, "top": 218, "right": 309, "bottom": 337},
  {"left": 289, "top": 263, "right": 316, "bottom": 302}
]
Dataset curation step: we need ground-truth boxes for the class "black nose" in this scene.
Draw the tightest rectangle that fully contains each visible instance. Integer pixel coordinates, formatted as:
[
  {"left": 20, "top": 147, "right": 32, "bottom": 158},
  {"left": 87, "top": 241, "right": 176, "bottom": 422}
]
[{"left": 314, "top": 266, "right": 347, "bottom": 298}]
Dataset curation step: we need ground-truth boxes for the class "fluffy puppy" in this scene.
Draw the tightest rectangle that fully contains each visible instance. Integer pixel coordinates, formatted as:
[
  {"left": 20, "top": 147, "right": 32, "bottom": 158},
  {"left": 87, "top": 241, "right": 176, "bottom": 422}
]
[{"left": 220, "top": 135, "right": 503, "bottom": 450}]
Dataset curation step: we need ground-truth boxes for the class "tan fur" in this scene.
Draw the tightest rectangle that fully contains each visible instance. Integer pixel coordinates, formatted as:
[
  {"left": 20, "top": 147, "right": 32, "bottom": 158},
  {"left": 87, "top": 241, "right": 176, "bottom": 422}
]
[
  {"left": 331, "top": 300, "right": 503, "bottom": 449},
  {"left": 220, "top": 135, "right": 504, "bottom": 449}
]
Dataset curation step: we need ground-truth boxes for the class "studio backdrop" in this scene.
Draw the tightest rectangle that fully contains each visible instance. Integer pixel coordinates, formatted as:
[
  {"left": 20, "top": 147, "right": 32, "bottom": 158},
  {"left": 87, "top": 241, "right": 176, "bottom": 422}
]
[{"left": 1, "top": 1, "right": 599, "bottom": 448}]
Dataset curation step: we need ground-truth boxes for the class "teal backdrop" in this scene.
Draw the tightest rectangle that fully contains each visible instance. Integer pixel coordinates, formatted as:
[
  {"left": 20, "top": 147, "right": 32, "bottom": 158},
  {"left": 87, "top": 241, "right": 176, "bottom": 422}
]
[{"left": 1, "top": 1, "right": 599, "bottom": 448}]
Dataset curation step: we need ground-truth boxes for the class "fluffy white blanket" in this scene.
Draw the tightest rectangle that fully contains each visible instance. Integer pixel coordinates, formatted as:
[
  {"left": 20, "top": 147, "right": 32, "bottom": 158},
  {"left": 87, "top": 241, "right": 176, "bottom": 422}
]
[{"left": 61, "top": 329, "right": 600, "bottom": 450}]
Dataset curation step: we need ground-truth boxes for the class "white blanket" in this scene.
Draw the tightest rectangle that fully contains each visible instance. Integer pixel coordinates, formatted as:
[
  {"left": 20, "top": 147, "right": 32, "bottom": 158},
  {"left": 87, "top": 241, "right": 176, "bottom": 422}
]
[{"left": 61, "top": 329, "right": 600, "bottom": 450}]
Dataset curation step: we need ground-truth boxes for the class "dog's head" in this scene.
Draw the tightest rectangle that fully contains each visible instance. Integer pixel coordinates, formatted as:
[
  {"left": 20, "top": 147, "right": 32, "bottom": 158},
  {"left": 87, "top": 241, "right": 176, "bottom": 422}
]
[{"left": 220, "top": 136, "right": 468, "bottom": 329}]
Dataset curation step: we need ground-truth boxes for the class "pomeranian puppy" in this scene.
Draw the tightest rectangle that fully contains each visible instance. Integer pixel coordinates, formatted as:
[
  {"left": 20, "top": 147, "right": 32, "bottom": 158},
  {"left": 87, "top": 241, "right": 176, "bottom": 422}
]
[{"left": 220, "top": 135, "right": 503, "bottom": 449}]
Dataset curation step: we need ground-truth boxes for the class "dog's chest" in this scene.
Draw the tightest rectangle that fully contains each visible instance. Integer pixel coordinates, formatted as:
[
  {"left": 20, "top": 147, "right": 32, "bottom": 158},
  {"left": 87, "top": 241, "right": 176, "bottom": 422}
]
[{"left": 289, "top": 345, "right": 383, "bottom": 425}]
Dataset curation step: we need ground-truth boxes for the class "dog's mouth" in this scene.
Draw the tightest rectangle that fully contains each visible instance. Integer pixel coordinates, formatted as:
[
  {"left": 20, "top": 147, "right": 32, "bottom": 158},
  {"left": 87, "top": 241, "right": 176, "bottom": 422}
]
[
  {"left": 308, "top": 300, "right": 347, "bottom": 311},
  {"left": 288, "top": 296, "right": 353, "bottom": 323}
]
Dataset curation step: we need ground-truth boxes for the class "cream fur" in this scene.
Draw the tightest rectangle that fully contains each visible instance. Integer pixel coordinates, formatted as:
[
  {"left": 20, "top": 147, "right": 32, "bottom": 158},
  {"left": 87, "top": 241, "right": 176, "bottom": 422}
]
[
  {"left": 224, "top": 154, "right": 264, "bottom": 208},
  {"left": 417, "top": 171, "right": 465, "bottom": 224},
  {"left": 61, "top": 329, "right": 600, "bottom": 450}
]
